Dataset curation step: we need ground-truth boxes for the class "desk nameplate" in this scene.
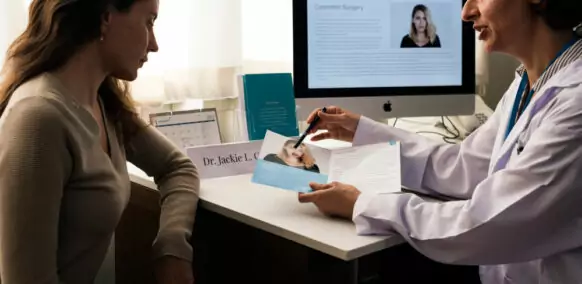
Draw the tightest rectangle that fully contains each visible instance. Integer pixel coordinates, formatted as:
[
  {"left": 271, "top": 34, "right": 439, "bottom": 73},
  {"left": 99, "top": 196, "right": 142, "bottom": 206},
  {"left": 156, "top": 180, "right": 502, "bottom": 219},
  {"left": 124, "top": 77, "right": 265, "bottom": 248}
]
[{"left": 186, "top": 141, "right": 263, "bottom": 179}]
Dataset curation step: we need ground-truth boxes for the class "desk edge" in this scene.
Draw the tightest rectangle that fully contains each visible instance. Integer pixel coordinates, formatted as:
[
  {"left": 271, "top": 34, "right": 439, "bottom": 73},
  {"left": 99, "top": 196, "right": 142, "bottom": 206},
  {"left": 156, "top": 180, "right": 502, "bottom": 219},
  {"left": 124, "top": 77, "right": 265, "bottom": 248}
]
[{"left": 129, "top": 173, "right": 405, "bottom": 261}]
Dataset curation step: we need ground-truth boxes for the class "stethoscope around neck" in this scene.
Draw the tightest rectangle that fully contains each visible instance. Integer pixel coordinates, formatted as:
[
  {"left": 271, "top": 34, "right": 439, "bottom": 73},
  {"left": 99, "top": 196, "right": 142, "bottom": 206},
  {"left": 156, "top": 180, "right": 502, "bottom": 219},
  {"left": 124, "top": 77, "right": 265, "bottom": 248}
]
[
  {"left": 493, "top": 33, "right": 581, "bottom": 173},
  {"left": 503, "top": 33, "right": 581, "bottom": 142}
]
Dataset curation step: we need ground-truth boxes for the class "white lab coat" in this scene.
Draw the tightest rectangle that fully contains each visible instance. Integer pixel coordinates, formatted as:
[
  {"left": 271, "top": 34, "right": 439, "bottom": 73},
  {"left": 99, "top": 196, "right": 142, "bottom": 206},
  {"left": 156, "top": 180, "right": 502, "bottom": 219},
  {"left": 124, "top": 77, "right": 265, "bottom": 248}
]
[{"left": 352, "top": 58, "right": 582, "bottom": 284}]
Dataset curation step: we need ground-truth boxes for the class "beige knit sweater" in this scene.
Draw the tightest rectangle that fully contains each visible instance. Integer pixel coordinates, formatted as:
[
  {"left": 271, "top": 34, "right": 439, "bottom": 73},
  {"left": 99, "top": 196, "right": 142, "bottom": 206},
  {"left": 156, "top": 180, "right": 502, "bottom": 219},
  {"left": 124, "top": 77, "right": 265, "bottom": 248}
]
[{"left": 0, "top": 73, "right": 200, "bottom": 284}]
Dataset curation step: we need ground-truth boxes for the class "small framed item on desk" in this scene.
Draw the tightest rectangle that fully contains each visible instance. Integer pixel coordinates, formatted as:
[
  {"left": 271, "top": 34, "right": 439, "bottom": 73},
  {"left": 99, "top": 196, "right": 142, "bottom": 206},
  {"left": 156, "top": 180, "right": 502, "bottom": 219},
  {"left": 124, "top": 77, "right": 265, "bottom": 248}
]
[{"left": 150, "top": 108, "right": 222, "bottom": 151}]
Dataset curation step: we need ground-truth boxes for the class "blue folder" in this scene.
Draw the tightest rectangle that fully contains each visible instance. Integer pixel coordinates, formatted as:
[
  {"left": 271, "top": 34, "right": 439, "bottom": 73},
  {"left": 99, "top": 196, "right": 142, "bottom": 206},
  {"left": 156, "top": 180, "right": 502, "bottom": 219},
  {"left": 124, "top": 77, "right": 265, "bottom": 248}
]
[{"left": 252, "top": 159, "right": 328, "bottom": 193}]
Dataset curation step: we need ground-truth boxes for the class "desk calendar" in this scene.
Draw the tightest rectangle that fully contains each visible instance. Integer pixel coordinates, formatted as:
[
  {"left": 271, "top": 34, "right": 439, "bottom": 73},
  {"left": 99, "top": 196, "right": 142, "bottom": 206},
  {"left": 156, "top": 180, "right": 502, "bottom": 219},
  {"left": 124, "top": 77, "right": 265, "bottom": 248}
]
[{"left": 150, "top": 108, "right": 222, "bottom": 150}]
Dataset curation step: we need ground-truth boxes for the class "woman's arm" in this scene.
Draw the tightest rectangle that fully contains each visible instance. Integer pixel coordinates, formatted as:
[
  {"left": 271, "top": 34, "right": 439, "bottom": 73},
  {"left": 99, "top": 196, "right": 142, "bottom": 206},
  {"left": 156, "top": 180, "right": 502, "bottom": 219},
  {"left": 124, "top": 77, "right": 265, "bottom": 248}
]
[
  {"left": 351, "top": 96, "right": 505, "bottom": 200},
  {"left": 125, "top": 124, "right": 200, "bottom": 262},
  {"left": 0, "top": 97, "right": 71, "bottom": 284},
  {"left": 353, "top": 92, "right": 582, "bottom": 265}
]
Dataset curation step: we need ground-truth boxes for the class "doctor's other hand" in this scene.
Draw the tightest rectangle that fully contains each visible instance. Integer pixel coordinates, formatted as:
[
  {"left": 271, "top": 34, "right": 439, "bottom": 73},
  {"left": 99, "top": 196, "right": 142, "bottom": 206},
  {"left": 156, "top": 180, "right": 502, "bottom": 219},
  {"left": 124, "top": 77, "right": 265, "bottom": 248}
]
[
  {"left": 154, "top": 255, "right": 195, "bottom": 284},
  {"left": 298, "top": 182, "right": 361, "bottom": 219},
  {"left": 306, "top": 106, "right": 361, "bottom": 142}
]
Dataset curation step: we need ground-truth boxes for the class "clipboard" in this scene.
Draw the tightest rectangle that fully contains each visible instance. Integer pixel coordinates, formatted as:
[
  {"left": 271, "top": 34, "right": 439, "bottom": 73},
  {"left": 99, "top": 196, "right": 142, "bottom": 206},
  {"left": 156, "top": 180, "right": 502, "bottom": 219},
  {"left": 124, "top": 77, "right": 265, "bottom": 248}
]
[{"left": 149, "top": 108, "right": 222, "bottom": 150}]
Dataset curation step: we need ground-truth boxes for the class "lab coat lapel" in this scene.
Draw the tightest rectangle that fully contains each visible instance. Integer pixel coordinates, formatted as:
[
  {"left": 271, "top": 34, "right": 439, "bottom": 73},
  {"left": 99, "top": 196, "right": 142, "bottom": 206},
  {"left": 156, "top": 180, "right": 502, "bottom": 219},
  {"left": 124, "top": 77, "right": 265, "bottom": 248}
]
[
  {"left": 491, "top": 59, "right": 582, "bottom": 173},
  {"left": 488, "top": 78, "right": 519, "bottom": 174}
]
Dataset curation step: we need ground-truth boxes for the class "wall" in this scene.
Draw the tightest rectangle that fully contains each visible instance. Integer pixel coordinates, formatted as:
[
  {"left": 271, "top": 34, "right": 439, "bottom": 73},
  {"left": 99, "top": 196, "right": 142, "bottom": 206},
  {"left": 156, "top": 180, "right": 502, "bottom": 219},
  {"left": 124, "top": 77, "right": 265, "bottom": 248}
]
[
  {"left": 476, "top": 36, "right": 521, "bottom": 109},
  {"left": 482, "top": 53, "right": 520, "bottom": 108}
]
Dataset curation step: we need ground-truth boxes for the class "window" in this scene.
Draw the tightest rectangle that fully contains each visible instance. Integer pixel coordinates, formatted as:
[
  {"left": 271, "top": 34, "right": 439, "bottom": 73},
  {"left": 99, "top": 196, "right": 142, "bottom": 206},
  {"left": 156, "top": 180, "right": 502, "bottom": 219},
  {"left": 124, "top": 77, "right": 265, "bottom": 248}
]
[{"left": 0, "top": 0, "right": 295, "bottom": 104}]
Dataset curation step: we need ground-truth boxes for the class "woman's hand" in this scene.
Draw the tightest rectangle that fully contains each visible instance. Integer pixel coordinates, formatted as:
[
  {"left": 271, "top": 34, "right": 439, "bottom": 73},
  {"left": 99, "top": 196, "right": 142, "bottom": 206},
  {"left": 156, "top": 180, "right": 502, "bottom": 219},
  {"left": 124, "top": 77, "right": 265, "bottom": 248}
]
[
  {"left": 298, "top": 182, "right": 361, "bottom": 219},
  {"left": 154, "top": 256, "right": 195, "bottom": 284},
  {"left": 305, "top": 106, "right": 361, "bottom": 142}
]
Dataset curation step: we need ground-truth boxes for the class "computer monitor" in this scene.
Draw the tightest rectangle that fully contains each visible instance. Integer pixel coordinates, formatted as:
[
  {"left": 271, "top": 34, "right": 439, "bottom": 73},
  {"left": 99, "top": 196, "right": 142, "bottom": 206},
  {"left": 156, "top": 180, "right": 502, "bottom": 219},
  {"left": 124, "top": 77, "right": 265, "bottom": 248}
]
[{"left": 293, "top": 0, "right": 476, "bottom": 120}]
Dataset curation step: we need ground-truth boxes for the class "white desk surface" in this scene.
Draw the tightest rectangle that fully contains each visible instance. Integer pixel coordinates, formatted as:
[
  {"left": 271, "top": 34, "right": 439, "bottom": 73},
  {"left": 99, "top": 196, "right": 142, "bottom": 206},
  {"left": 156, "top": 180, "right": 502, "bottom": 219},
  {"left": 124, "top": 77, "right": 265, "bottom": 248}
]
[
  {"left": 129, "top": 164, "right": 403, "bottom": 261},
  {"left": 128, "top": 118, "right": 456, "bottom": 261}
]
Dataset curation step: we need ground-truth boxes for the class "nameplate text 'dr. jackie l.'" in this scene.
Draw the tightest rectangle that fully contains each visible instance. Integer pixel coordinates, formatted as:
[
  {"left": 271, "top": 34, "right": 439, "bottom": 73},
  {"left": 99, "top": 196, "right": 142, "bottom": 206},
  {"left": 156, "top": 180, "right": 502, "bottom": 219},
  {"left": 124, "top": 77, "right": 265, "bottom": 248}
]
[{"left": 186, "top": 140, "right": 263, "bottom": 179}]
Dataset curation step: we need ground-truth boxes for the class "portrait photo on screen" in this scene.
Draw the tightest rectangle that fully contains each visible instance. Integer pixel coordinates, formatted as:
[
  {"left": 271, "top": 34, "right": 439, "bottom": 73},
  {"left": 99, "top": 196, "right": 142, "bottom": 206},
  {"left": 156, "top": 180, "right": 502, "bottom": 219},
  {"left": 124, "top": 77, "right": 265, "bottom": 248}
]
[
  {"left": 390, "top": 2, "right": 454, "bottom": 49},
  {"left": 258, "top": 131, "right": 330, "bottom": 175}
]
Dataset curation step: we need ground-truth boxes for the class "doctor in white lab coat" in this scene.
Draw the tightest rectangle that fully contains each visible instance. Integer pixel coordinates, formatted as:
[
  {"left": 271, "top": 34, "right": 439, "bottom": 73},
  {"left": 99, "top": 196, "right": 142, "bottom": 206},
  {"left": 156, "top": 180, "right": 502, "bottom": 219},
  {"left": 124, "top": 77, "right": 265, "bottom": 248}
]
[{"left": 298, "top": 0, "right": 582, "bottom": 283}]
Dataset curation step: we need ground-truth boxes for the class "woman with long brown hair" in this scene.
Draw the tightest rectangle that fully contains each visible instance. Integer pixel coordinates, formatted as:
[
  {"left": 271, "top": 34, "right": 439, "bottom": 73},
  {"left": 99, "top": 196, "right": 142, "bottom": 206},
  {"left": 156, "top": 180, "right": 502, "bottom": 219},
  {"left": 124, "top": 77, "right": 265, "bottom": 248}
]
[{"left": 0, "top": 0, "right": 199, "bottom": 283}]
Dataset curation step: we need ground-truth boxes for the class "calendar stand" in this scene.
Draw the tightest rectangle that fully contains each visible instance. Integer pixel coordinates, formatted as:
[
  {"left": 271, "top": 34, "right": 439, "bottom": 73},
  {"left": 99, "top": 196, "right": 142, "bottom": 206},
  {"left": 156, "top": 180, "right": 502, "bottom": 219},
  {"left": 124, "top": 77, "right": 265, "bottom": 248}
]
[{"left": 149, "top": 108, "right": 223, "bottom": 150}]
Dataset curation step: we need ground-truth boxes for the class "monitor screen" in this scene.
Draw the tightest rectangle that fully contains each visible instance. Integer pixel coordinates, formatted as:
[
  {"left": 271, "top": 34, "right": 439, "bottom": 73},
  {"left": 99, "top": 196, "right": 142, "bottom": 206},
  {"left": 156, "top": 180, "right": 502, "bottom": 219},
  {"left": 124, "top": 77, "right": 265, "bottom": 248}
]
[{"left": 293, "top": 0, "right": 475, "bottom": 98}]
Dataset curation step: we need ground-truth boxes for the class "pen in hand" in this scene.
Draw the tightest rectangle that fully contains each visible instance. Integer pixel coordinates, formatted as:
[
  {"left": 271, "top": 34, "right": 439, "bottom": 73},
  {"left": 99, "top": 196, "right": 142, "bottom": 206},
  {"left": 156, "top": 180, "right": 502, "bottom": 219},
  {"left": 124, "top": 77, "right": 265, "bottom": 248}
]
[{"left": 294, "top": 107, "right": 327, "bottom": 148}]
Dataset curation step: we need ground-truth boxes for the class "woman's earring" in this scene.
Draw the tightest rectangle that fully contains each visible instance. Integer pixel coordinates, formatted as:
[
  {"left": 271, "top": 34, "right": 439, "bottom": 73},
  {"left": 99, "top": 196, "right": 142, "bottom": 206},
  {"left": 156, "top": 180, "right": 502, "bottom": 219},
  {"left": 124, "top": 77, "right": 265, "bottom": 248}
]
[{"left": 100, "top": 35, "right": 104, "bottom": 42}]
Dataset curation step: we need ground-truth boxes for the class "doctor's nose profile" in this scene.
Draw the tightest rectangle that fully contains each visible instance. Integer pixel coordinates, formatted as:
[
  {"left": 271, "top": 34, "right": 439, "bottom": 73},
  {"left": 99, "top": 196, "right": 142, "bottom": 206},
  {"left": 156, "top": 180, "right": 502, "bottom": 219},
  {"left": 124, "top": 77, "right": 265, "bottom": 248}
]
[{"left": 299, "top": 0, "right": 582, "bottom": 283}]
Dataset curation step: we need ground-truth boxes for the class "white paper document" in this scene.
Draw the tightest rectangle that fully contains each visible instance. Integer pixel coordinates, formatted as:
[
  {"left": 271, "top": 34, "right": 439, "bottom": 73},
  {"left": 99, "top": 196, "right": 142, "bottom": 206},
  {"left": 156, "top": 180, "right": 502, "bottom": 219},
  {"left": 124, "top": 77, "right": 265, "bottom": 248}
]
[
  {"left": 252, "top": 130, "right": 401, "bottom": 193},
  {"left": 328, "top": 143, "right": 401, "bottom": 194}
]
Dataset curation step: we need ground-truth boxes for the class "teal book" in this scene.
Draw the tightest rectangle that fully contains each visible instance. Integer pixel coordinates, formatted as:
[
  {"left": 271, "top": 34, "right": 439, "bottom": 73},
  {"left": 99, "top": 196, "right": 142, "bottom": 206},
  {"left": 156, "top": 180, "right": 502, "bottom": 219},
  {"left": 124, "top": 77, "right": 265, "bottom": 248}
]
[{"left": 241, "top": 73, "right": 299, "bottom": 140}]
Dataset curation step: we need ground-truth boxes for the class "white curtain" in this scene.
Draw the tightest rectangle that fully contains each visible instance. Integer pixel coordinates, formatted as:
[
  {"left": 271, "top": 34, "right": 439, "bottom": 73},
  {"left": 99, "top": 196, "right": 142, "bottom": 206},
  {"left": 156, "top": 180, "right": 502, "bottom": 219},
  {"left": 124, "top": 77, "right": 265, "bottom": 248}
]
[
  {"left": 0, "top": 1, "right": 28, "bottom": 69},
  {"left": 133, "top": 0, "right": 294, "bottom": 104},
  {"left": 0, "top": 0, "right": 294, "bottom": 105}
]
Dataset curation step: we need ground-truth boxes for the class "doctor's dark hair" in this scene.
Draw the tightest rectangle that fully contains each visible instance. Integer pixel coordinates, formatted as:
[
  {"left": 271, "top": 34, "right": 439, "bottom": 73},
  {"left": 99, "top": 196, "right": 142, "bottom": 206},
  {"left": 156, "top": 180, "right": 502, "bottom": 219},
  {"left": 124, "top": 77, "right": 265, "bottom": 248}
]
[
  {"left": 532, "top": 0, "right": 582, "bottom": 31},
  {"left": 0, "top": 0, "right": 144, "bottom": 144}
]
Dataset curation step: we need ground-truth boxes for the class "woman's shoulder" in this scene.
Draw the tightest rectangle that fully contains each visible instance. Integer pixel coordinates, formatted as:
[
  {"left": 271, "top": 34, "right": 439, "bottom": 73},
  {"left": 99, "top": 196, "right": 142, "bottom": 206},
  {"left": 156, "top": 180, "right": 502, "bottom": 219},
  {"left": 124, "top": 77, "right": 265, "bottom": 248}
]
[
  {"left": 401, "top": 34, "right": 413, "bottom": 41},
  {"left": 400, "top": 35, "right": 416, "bottom": 47},
  {"left": 2, "top": 75, "right": 73, "bottom": 130},
  {"left": 1, "top": 97, "right": 65, "bottom": 133},
  {"left": 263, "top": 153, "right": 281, "bottom": 161},
  {"left": 9, "top": 74, "right": 69, "bottom": 109},
  {"left": 0, "top": 95, "right": 69, "bottom": 148},
  {"left": 430, "top": 35, "right": 442, "bottom": 47}
]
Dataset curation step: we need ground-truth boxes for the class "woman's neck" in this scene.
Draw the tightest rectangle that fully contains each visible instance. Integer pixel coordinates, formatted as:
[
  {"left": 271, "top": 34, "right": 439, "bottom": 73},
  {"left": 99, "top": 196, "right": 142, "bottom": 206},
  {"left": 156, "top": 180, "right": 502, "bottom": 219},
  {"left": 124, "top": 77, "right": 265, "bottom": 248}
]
[
  {"left": 52, "top": 44, "right": 107, "bottom": 108},
  {"left": 516, "top": 23, "right": 574, "bottom": 86}
]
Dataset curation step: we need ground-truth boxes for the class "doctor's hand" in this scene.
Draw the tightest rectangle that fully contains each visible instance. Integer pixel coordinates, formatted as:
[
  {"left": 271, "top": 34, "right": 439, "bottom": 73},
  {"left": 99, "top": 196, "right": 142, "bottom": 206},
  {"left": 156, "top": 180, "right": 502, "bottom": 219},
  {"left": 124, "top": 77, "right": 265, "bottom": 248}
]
[
  {"left": 298, "top": 182, "right": 361, "bottom": 219},
  {"left": 306, "top": 106, "right": 361, "bottom": 142}
]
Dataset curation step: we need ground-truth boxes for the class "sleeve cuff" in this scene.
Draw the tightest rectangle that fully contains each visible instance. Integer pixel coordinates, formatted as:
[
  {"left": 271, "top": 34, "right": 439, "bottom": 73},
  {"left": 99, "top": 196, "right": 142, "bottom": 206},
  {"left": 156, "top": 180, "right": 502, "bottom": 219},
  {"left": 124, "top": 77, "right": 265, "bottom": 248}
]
[
  {"left": 352, "top": 116, "right": 381, "bottom": 146},
  {"left": 352, "top": 192, "right": 378, "bottom": 235},
  {"left": 353, "top": 191, "right": 375, "bottom": 220},
  {"left": 152, "top": 231, "right": 193, "bottom": 262}
]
